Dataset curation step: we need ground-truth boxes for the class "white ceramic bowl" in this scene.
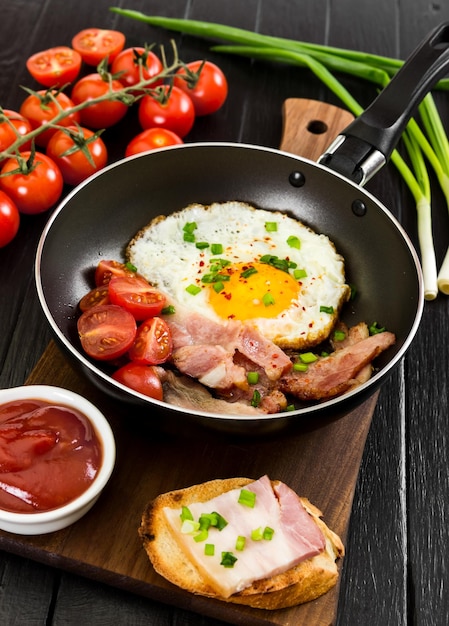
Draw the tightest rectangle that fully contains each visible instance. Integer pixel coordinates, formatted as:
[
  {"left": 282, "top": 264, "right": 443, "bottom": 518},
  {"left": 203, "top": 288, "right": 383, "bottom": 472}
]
[{"left": 0, "top": 385, "right": 115, "bottom": 535}]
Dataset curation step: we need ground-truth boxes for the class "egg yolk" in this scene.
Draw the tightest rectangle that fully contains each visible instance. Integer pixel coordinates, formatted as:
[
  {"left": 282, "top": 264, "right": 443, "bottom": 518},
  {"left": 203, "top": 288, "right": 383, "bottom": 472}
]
[{"left": 208, "top": 261, "right": 301, "bottom": 321}]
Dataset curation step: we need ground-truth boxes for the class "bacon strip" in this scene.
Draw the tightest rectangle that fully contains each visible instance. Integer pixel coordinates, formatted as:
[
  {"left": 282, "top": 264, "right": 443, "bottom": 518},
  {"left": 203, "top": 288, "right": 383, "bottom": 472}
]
[{"left": 279, "top": 331, "right": 396, "bottom": 401}]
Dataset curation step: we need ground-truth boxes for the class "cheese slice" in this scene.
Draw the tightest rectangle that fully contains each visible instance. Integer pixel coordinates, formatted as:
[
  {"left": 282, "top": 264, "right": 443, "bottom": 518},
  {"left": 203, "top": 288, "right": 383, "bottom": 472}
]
[{"left": 162, "top": 475, "right": 325, "bottom": 597}]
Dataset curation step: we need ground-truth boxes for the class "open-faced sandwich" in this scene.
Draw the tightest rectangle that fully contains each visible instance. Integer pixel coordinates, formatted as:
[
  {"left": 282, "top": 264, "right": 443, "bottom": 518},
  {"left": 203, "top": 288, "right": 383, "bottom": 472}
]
[{"left": 139, "top": 475, "right": 344, "bottom": 609}]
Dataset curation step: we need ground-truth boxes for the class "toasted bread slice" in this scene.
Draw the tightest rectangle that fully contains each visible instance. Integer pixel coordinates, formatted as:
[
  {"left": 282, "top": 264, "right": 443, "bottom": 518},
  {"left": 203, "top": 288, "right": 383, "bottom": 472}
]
[{"left": 139, "top": 477, "right": 344, "bottom": 609}]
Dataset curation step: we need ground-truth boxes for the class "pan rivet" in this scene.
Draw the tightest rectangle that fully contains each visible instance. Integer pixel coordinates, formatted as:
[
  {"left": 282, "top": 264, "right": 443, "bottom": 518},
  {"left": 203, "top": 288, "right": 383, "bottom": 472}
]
[
  {"left": 352, "top": 199, "right": 367, "bottom": 216},
  {"left": 289, "top": 171, "right": 306, "bottom": 187}
]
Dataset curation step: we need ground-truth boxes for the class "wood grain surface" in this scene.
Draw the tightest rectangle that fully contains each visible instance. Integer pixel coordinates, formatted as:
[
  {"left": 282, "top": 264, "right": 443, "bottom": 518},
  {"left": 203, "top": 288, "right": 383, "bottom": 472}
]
[{"left": 0, "top": 340, "right": 377, "bottom": 626}]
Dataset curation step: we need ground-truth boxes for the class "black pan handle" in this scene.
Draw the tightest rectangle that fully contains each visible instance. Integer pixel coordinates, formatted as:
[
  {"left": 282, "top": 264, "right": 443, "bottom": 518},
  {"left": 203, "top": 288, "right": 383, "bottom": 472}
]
[{"left": 319, "top": 22, "right": 449, "bottom": 185}]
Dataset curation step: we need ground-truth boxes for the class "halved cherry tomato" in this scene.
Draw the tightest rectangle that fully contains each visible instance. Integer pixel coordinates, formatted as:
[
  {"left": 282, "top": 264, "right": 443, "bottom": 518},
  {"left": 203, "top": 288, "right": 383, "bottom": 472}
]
[
  {"left": 129, "top": 316, "right": 172, "bottom": 365},
  {"left": 112, "top": 362, "right": 163, "bottom": 400},
  {"left": 71, "top": 73, "right": 128, "bottom": 129},
  {"left": 0, "top": 190, "right": 20, "bottom": 247},
  {"left": 26, "top": 46, "right": 82, "bottom": 88},
  {"left": 138, "top": 85, "right": 195, "bottom": 138},
  {"left": 108, "top": 276, "right": 166, "bottom": 321},
  {"left": 72, "top": 29, "right": 125, "bottom": 66},
  {"left": 0, "top": 110, "right": 32, "bottom": 156},
  {"left": 95, "top": 260, "right": 140, "bottom": 286},
  {"left": 0, "top": 151, "right": 63, "bottom": 214},
  {"left": 111, "top": 46, "right": 163, "bottom": 89},
  {"left": 174, "top": 61, "right": 228, "bottom": 116},
  {"left": 19, "top": 90, "right": 81, "bottom": 147},
  {"left": 77, "top": 304, "right": 136, "bottom": 361},
  {"left": 46, "top": 125, "right": 108, "bottom": 186},
  {"left": 125, "top": 128, "right": 183, "bottom": 157},
  {"left": 79, "top": 285, "right": 110, "bottom": 312}
]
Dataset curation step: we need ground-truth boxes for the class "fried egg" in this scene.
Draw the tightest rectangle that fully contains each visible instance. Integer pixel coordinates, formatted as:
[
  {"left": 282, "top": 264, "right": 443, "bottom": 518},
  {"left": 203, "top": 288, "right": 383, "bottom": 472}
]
[{"left": 127, "top": 202, "right": 350, "bottom": 349}]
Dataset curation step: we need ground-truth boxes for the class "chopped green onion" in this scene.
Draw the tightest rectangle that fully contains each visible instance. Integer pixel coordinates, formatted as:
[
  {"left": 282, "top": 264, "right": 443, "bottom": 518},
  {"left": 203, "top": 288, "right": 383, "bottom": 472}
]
[
  {"left": 240, "top": 266, "right": 258, "bottom": 279},
  {"left": 210, "top": 258, "right": 231, "bottom": 271},
  {"left": 181, "top": 519, "right": 200, "bottom": 534},
  {"left": 194, "top": 529, "right": 209, "bottom": 542},
  {"left": 195, "top": 241, "right": 209, "bottom": 249},
  {"left": 186, "top": 284, "right": 201, "bottom": 295},
  {"left": 124, "top": 262, "right": 138, "bottom": 272},
  {"left": 286, "top": 404, "right": 296, "bottom": 411},
  {"left": 211, "top": 243, "right": 223, "bottom": 254},
  {"left": 205, "top": 543, "right": 215, "bottom": 556},
  {"left": 260, "top": 254, "right": 290, "bottom": 273},
  {"left": 161, "top": 304, "right": 176, "bottom": 315},
  {"left": 299, "top": 352, "right": 317, "bottom": 364},
  {"left": 251, "top": 527, "right": 264, "bottom": 541},
  {"left": 262, "top": 292, "right": 275, "bottom": 306},
  {"left": 265, "top": 221, "right": 278, "bottom": 232},
  {"left": 235, "top": 536, "right": 246, "bottom": 551},
  {"left": 183, "top": 232, "right": 195, "bottom": 243},
  {"left": 349, "top": 284, "right": 357, "bottom": 300},
  {"left": 320, "top": 305, "right": 334, "bottom": 314},
  {"left": 333, "top": 329, "right": 346, "bottom": 341},
  {"left": 251, "top": 389, "right": 261, "bottom": 407},
  {"left": 293, "top": 362, "right": 308, "bottom": 372},
  {"left": 238, "top": 488, "right": 256, "bottom": 508},
  {"left": 212, "top": 511, "right": 228, "bottom": 531},
  {"left": 321, "top": 350, "right": 330, "bottom": 357},
  {"left": 287, "top": 235, "right": 301, "bottom": 249},
  {"left": 201, "top": 272, "right": 230, "bottom": 283},
  {"left": 263, "top": 526, "right": 275, "bottom": 541},
  {"left": 293, "top": 268, "right": 307, "bottom": 280},
  {"left": 198, "top": 513, "right": 213, "bottom": 530},
  {"left": 247, "top": 371, "right": 259, "bottom": 385},
  {"left": 180, "top": 506, "right": 194, "bottom": 522},
  {"left": 369, "top": 321, "right": 386, "bottom": 335},
  {"left": 213, "top": 281, "right": 224, "bottom": 293},
  {"left": 183, "top": 221, "right": 197, "bottom": 234},
  {"left": 220, "top": 551, "right": 238, "bottom": 568}
]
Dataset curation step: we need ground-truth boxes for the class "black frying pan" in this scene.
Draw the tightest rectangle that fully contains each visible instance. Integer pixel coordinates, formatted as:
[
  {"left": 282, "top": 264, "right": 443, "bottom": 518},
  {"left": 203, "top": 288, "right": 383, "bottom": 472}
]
[{"left": 35, "top": 23, "right": 449, "bottom": 434}]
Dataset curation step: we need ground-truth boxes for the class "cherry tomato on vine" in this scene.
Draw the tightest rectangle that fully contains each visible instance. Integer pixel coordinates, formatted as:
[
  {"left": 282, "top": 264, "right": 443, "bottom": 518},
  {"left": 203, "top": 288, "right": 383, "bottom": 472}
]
[
  {"left": 138, "top": 85, "right": 195, "bottom": 138},
  {"left": 129, "top": 316, "right": 172, "bottom": 365},
  {"left": 77, "top": 304, "right": 137, "bottom": 361},
  {"left": 71, "top": 73, "right": 128, "bottom": 129},
  {"left": 26, "top": 46, "right": 82, "bottom": 88},
  {"left": 72, "top": 29, "right": 125, "bottom": 66},
  {"left": 0, "top": 110, "right": 32, "bottom": 156},
  {"left": 0, "top": 151, "right": 63, "bottom": 214},
  {"left": 174, "top": 61, "right": 228, "bottom": 116},
  {"left": 125, "top": 128, "right": 183, "bottom": 157},
  {"left": 94, "top": 260, "right": 141, "bottom": 286},
  {"left": 19, "top": 90, "right": 81, "bottom": 147},
  {"left": 112, "top": 362, "right": 163, "bottom": 400},
  {"left": 0, "top": 191, "right": 20, "bottom": 247},
  {"left": 46, "top": 125, "right": 108, "bottom": 185},
  {"left": 111, "top": 46, "right": 163, "bottom": 90}
]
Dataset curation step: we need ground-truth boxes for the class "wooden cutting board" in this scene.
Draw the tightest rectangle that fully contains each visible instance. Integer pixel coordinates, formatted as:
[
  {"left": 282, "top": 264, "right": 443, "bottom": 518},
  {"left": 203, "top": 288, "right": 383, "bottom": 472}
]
[{"left": 0, "top": 101, "right": 376, "bottom": 625}]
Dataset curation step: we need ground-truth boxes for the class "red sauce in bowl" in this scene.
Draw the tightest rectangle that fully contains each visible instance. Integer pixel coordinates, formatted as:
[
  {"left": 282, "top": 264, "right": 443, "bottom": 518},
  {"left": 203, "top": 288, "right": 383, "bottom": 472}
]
[{"left": 0, "top": 399, "right": 102, "bottom": 513}]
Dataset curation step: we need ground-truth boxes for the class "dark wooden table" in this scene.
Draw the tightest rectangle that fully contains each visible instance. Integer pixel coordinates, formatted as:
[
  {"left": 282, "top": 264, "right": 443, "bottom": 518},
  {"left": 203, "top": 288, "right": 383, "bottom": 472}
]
[{"left": 1, "top": 1, "right": 449, "bottom": 624}]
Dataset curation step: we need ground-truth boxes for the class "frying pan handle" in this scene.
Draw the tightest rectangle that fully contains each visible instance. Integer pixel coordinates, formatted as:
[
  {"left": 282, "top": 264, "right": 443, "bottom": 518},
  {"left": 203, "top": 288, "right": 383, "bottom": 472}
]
[{"left": 319, "top": 22, "right": 449, "bottom": 185}]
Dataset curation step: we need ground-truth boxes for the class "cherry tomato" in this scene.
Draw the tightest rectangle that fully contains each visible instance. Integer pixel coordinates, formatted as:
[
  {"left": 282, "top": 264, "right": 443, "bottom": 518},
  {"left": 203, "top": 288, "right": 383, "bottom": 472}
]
[
  {"left": 111, "top": 46, "right": 163, "bottom": 90},
  {"left": 125, "top": 128, "right": 183, "bottom": 157},
  {"left": 138, "top": 85, "right": 195, "bottom": 138},
  {"left": 46, "top": 125, "right": 108, "bottom": 186},
  {"left": 72, "top": 28, "right": 125, "bottom": 66},
  {"left": 0, "top": 190, "right": 20, "bottom": 247},
  {"left": 95, "top": 260, "right": 140, "bottom": 286},
  {"left": 26, "top": 46, "right": 82, "bottom": 88},
  {"left": 19, "top": 90, "right": 81, "bottom": 147},
  {"left": 112, "top": 362, "right": 163, "bottom": 400},
  {"left": 108, "top": 276, "right": 166, "bottom": 321},
  {"left": 0, "top": 151, "right": 63, "bottom": 214},
  {"left": 77, "top": 304, "right": 137, "bottom": 361},
  {"left": 71, "top": 73, "right": 128, "bottom": 129},
  {"left": 129, "top": 316, "right": 172, "bottom": 365},
  {"left": 79, "top": 285, "right": 110, "bottom": 312},
  {"left": 0, "top": 110, "right": 32, "bottom": 156},
  {"left": 174, "top": 61, "right": 228, "bottom": 116}
]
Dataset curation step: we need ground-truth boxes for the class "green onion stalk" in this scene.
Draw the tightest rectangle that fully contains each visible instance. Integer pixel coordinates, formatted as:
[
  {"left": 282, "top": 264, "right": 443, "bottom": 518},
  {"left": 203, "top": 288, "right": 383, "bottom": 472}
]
[{"left": 112, "top": 9, "right": 449, "bottom": 298}]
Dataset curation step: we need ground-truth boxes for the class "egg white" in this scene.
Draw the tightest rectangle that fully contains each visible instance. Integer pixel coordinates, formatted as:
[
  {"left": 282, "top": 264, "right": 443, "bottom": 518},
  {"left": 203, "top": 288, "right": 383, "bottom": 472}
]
[{"left": 127, "top": 202, "right": 350, "bottom": 349}]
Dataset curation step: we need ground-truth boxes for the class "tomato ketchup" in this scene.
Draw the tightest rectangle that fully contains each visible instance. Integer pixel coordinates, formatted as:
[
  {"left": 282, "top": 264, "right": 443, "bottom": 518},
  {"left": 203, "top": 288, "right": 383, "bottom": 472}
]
[{"left": 0, "top": 399, "right": 102, "bottom": 513}]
